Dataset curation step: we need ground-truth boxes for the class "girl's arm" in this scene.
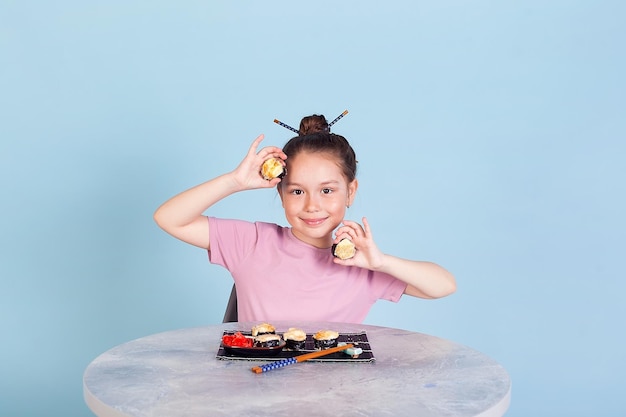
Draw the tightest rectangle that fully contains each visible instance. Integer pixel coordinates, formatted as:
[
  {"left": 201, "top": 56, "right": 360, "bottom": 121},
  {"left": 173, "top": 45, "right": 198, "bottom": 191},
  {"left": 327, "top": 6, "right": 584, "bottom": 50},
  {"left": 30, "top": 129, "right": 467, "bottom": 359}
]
[
  {"left": 153, "top": 134, "right": 286, "bottom": 249},
  {"left": 375, "top": 256, "right": 456, "bottom": 299},
  {"left": 334, "top": 217, "right": 456, "bottom": 299}
]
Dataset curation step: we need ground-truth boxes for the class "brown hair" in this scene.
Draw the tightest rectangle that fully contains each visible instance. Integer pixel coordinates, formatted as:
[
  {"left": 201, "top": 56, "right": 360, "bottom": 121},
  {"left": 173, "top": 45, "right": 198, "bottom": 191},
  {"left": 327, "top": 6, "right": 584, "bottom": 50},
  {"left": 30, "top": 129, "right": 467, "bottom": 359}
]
[
  {"left": 299, "top": 115, "right": 329, "bottom": 135},
  {"left": 282, "top": 132, "right": 357, "bottom": 183}
]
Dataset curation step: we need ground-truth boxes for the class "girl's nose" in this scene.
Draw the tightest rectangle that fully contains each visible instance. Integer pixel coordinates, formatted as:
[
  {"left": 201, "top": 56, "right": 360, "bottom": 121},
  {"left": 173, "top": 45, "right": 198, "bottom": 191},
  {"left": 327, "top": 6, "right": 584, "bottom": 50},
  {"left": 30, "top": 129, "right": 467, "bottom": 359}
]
[{"left": 304, "top": 194, "right": 320, "bottom": 211}]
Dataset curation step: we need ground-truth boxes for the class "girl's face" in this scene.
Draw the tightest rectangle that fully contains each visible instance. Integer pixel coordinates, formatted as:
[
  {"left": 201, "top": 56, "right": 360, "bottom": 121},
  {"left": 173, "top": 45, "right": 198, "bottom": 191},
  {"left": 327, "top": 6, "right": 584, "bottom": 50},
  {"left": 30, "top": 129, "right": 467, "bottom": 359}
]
[{"left": 278, "top": 151, "right": 357, "bottom": 248}]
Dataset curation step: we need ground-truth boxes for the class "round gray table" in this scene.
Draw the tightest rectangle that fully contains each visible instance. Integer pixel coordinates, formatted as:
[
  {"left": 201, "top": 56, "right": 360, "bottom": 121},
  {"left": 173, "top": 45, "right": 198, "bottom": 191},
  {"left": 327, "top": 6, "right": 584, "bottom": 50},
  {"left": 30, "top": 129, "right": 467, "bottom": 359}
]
[{"left": 83, "top": 322, "right": 511, "bottom": 417}]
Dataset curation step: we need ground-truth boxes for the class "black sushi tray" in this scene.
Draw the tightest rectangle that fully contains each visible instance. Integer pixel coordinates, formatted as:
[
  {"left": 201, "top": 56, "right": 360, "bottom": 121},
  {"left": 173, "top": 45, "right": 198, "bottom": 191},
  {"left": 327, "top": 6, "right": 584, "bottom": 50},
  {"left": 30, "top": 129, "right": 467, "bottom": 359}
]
[{"left": 216, "top": 330, "right": 375, "bottom": 363}]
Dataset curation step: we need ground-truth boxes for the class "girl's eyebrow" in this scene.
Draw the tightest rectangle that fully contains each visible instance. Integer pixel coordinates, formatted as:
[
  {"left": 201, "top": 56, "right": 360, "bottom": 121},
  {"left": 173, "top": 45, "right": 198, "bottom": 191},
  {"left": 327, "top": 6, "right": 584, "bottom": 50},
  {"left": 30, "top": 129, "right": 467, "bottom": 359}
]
[{"left": 285, "top": 180, "right": 340, "bottom": 187}]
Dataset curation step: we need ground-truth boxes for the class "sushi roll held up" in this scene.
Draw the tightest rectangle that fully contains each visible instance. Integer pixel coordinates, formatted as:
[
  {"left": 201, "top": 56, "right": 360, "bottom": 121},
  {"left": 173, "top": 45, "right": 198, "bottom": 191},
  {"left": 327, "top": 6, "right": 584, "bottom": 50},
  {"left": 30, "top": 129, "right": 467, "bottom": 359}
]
[
  {"left": 332, "top": 238, "right": 356, "bottom": 260},
  {"left": 261, "top": 157, "right": 285, "bottom": 181}
]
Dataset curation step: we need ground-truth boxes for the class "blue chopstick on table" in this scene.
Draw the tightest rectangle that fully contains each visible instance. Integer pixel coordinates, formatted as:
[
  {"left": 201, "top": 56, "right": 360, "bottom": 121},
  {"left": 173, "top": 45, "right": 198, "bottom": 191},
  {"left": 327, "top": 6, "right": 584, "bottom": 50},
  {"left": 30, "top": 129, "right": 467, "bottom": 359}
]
[{"left": 251, "top": 343, "right": 354, "bottom": 374}]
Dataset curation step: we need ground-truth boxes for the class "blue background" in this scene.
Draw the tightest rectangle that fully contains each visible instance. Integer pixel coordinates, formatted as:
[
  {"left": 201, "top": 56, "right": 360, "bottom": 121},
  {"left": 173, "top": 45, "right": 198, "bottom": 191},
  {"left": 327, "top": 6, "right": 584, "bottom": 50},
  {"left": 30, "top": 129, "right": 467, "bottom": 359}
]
[{"left": 1, "top": 1, "right": 624, "bottom": 416}]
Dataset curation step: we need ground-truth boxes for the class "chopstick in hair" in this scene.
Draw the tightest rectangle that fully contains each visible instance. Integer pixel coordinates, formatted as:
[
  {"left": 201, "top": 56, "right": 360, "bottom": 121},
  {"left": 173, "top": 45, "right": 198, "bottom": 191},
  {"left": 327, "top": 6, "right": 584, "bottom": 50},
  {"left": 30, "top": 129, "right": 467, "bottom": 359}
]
[
  {"left": 328, "top": 109, "right": 349, "bottom": 127},
  {"left": 273, "top": 119, "right": 299, "bottom": 134}
]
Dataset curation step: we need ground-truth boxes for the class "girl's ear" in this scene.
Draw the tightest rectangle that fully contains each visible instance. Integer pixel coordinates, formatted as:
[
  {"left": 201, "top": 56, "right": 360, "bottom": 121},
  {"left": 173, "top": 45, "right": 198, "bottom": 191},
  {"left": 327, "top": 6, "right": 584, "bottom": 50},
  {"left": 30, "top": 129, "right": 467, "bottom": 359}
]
[{"left": 347, "top": 179, "right": 358, "bottom": 207}]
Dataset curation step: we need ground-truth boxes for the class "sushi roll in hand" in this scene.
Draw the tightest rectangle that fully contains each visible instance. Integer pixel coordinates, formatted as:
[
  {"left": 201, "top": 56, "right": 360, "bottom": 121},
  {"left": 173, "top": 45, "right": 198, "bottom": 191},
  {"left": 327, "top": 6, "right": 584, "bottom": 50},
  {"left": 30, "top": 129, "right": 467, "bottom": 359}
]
[
  {"left": 261, "top": 157, "right": 285, "bottom": 180},
  {"left": 332, "top": 238, "right": 356, "bottom": 260}
]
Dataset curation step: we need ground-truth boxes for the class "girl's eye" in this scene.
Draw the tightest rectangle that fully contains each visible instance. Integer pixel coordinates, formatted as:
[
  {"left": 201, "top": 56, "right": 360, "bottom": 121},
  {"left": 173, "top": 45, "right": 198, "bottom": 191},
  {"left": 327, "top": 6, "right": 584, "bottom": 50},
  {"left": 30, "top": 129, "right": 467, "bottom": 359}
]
[
  {"left": 322, "top": 188, "right": 333, "bottom": 194},
  {"left": 290, "top": 189, "right": 303, "bottom": 195}
]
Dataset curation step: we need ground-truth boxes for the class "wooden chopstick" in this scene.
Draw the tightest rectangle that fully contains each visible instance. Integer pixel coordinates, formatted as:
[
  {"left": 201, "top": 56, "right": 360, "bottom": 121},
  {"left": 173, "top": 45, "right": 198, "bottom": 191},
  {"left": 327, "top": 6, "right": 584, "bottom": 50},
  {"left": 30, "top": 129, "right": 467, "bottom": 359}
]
[{"left": 251, "top": 344, "right": 354, "bottom": 374}]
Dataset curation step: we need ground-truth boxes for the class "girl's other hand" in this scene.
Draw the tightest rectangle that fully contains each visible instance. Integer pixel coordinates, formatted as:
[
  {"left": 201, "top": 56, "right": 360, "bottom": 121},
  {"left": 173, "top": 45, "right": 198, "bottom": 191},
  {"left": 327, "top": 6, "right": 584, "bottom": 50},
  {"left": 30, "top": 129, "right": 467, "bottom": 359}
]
[
  {"left": 232, "top": 134, "right": 287, "bottom": 190},
  {"left": 333, "top": 217, "right": 385, "bottom": 270}
]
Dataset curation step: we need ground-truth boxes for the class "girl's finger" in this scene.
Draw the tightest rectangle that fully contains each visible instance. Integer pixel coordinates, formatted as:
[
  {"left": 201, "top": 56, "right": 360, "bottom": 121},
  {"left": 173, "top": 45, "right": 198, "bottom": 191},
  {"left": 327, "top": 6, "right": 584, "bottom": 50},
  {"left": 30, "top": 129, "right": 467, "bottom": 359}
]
[
  {"left": 362, "top": 217, "right": 372, "bottom": 237},
  {"left": 340, "top": 220, "right": 359, "bottom": 230},
  {"left": 345, "top": 220, "right": 365, "bottom": 236},
  {"left": 336, "top": 224, "right": 355, "bottom": 236},
  {"left": 248, "top": 134, "right": 265, "bottom": 155},
  {"left": 260, "top": 148, "right": 287, "bottom": 160}
]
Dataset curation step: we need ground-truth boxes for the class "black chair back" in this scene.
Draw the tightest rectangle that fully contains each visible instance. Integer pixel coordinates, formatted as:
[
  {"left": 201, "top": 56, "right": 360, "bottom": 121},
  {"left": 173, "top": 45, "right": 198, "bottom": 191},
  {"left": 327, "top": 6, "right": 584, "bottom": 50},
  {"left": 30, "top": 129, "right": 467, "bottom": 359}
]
[{"left": 222, "top": 284, "right": 238, "bottom": 323}]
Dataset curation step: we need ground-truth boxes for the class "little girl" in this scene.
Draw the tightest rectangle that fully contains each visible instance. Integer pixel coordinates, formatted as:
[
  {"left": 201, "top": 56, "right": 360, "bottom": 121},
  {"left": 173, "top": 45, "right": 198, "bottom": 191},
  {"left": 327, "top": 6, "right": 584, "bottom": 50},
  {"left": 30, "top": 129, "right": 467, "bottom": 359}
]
[{"left": 154, "top": 132, "right": 456, "bottom": 323}]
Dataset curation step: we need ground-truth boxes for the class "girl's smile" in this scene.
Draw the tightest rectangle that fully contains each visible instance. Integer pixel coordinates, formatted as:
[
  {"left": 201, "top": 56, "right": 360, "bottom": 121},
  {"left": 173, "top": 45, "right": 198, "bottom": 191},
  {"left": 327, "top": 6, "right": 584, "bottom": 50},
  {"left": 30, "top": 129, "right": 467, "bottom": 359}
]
[{"left": 300, "top": 216, "right": 328, "bottom": 225}]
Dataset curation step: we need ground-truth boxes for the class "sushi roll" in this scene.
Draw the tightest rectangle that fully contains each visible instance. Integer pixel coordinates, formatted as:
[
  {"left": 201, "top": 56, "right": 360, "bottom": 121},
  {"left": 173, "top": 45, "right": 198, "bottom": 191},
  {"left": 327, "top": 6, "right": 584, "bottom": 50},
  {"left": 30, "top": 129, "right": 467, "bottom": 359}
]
[
  {"left": 313, "top": 330, "right": 339, "bottom": 350},
  {"left": 254, "top": 333, "right": 282, "bottom": 348},
  {"left": 251, "top": 323, "right": 276, "bottom": 337},
  {"left": 283, "top": 328, "right": 307, "bottom": 351},
  {"left": 332, "top": 238, "right": 356, "bottom": 260},
  {"left": 261, "top": 157, "right": 285, "bottom": 180}
]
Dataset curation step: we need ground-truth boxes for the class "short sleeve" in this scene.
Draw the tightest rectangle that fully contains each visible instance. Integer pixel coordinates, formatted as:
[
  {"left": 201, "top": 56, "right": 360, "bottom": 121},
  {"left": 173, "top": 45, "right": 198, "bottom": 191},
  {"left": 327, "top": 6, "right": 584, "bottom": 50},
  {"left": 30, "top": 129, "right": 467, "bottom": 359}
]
[{"left": 207, "top": 217, "right": 258, "bottom": 271}]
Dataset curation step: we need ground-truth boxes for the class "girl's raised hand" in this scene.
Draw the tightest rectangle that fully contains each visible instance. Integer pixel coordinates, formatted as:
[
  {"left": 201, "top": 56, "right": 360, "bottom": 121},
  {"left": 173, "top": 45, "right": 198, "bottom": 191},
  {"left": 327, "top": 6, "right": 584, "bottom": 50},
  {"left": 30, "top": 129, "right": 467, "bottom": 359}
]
[
  {"left": 333, "top": 217, "right": 385, "bottom": 270},
  {"left": 232, "top": 134, "right": 287, "bottom": 190}
]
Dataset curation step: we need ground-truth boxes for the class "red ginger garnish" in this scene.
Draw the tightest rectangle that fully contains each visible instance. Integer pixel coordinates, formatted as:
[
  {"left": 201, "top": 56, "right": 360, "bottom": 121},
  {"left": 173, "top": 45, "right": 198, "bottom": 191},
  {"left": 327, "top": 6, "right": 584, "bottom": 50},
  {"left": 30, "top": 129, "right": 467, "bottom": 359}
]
[{"left": 222, "top": 332, "right": 253, "bottom": 347}]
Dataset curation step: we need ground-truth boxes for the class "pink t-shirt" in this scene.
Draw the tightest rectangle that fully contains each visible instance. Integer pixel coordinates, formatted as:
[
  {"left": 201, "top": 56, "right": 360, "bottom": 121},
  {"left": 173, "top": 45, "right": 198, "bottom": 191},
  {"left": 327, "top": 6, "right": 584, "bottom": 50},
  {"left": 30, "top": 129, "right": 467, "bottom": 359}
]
[{"left": 208, "top": 217, "right": 406, "bottom": 323}]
